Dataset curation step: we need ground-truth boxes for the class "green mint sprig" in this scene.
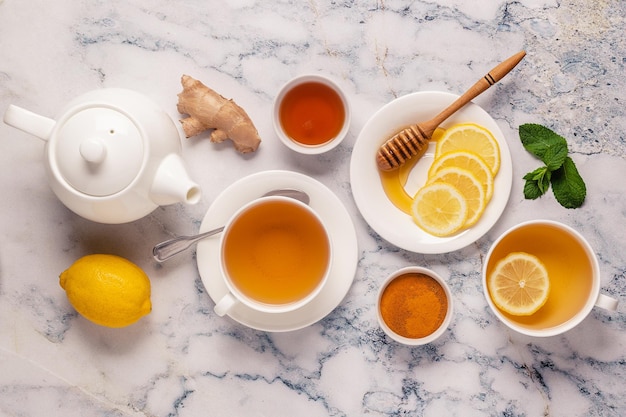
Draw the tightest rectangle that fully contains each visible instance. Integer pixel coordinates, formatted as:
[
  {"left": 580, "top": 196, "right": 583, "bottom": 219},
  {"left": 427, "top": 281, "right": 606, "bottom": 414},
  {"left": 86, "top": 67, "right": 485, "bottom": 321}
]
[{"left": 519, "top": 123, "right": 586, "bottom": 209}]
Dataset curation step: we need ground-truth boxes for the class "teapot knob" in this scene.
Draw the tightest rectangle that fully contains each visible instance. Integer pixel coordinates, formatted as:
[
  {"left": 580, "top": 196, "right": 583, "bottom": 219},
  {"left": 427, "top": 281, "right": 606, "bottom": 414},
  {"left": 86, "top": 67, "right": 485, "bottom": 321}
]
[{"left": 79, "top": 137, "right": 107, "bottom": 164}]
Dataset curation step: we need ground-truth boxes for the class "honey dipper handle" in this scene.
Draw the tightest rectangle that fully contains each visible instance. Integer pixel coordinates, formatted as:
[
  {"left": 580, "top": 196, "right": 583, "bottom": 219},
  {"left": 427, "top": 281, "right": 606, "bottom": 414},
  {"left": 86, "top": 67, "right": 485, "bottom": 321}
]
[{"left": 422, "top": 50, "right": 526, "bottom": 133}]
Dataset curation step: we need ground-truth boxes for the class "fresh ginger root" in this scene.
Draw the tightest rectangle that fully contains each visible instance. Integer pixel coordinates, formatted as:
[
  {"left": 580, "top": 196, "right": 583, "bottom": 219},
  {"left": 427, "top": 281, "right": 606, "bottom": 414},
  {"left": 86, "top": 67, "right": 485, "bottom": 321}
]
[{"left": 177, "top": 75, "right": 261, "bottom": 153}]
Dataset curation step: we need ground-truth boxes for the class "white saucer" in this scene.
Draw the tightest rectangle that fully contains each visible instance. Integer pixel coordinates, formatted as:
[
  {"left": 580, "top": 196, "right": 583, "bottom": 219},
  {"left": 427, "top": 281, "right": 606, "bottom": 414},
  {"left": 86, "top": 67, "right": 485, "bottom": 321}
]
[
  {"left": 350, "top": 91, "right": 513, "bottom": 254},
  {"left": 196, "top": 170, "right": 358, "bottom": 332}
]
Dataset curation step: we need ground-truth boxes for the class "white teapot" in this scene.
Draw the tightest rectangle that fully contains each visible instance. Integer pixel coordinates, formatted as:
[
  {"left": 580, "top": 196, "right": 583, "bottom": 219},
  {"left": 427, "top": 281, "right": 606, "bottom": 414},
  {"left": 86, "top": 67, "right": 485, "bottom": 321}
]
[{"left": 4, "top": 88, "right": 201, "bottom": 224}]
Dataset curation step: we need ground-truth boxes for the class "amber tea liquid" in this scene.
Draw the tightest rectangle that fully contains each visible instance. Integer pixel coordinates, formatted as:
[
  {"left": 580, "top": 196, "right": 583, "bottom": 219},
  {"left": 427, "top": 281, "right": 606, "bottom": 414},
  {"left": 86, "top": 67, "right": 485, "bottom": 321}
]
[
  {"left": 223, "top": 200, "right": 330, "bottom": 305},
  {"left": 486, "top": 223, "right": 593, "bottom": 330},
  {"left": 279, "top": 81, "right": 345, "bottom": 146}
]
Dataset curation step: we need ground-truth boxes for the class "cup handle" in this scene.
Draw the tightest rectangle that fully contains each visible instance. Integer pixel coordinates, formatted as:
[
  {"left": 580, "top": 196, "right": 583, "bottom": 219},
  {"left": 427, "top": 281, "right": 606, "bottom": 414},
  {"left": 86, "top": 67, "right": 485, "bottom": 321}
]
[
  {"left": 595, "top": 293, "right": 618, "bottom": 311},
  {"left": 214, "top": 292, "right": 238, "bottom": 317}
]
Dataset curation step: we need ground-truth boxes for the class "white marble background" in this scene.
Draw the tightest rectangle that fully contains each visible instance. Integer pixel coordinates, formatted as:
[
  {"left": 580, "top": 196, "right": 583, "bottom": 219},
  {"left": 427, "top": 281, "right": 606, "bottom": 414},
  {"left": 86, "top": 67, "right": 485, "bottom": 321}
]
[{"left": 1, "top": 0, "right": 625, "bottom": 416}]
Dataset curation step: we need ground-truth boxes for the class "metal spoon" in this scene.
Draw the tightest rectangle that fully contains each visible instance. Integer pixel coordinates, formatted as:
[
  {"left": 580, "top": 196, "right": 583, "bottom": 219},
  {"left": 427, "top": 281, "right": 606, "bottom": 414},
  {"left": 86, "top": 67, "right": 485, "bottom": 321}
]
[{"left": 152, "top": 189, "right": 310, "bottom": 262}]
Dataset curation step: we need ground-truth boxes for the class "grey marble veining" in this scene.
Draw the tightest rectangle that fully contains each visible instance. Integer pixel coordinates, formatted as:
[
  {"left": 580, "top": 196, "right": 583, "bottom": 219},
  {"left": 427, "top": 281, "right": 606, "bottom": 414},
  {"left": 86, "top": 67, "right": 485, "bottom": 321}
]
[{"left": 1, "top": 0, "right": 626, "bottom": 416}]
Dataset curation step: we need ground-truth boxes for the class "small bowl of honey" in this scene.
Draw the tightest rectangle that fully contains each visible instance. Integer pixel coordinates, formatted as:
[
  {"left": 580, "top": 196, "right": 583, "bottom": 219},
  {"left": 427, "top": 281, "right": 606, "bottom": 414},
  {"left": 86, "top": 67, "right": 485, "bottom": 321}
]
[
  {"left": 273, "top": 74, "right": 350, "bottom": 154},
  {"left": 377, "top": 266, "right": 454, "bottom": 346}
]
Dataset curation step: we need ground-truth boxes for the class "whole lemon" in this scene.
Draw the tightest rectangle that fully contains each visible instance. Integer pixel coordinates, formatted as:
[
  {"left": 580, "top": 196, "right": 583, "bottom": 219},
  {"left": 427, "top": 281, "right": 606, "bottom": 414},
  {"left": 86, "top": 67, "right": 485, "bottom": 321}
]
[{"left": 60, "top": 254, "right": 152, "bottom": 328}]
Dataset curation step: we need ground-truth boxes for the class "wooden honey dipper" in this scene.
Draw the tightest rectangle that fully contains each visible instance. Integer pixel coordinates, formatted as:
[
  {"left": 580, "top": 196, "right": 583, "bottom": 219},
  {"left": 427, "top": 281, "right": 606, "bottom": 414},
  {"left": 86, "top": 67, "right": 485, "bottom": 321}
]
[{"left": 376, "top": 50, "right": 526, "bottom": 171}]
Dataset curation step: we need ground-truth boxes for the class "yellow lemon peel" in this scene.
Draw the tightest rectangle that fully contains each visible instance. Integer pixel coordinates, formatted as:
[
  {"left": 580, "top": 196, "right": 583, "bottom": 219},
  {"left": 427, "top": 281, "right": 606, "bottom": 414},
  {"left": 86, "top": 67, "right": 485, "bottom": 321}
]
[
  {"left": 60, "top": 254, "right": 152, "bottom": 328},
  {"left": 488, "top": 252, "right": 550, "bottom": 316}
]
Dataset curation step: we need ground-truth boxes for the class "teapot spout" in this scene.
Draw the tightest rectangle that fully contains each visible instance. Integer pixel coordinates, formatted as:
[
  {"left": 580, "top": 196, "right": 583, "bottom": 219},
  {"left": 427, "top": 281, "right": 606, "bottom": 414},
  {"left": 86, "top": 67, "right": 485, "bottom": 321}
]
[
  {"left": 3, "top": 105, "right": 55, "bottom": 141},
  {"left": 150, "top": 154, "right": 202, "bottom": 206}
]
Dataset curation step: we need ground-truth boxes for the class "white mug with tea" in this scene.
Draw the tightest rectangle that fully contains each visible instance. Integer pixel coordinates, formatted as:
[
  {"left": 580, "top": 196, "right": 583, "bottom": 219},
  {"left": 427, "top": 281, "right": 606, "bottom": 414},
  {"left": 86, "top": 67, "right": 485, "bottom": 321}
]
[
  {"left": 483, "top": 219, "right": 618, "bottom": 337},
  {"left": 213, "top": 196, "right": 332, "bottom": 317}
]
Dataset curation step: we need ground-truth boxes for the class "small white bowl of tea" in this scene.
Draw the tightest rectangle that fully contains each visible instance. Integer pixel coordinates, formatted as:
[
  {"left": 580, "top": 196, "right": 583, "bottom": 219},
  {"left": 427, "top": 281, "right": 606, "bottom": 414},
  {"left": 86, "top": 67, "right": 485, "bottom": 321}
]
[
  {"left": 273, "top": 74, "right": 350, "bottom": 154},
  {"left": 377, "top": 266, "right": 454, "bottom": 345}
]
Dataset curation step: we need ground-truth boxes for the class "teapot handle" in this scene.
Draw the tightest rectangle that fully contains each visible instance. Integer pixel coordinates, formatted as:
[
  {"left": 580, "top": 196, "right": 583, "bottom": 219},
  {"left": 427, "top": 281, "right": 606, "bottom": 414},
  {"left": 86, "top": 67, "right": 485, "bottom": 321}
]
[{"left": 3, "top": 105, "right": 55, "bottom": 141}]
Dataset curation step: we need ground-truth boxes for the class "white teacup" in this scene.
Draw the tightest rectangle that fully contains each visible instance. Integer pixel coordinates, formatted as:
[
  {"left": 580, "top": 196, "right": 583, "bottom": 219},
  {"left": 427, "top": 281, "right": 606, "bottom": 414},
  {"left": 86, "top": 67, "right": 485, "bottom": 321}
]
[
  {"left": 213, "top": 196, "right": 332, "bottom": 317},
  {"left": 272, "top": 74, "right": 351, "bottom": 155},
  {"left": 483, "top": 220, "right": 618, "bottom": 337}
]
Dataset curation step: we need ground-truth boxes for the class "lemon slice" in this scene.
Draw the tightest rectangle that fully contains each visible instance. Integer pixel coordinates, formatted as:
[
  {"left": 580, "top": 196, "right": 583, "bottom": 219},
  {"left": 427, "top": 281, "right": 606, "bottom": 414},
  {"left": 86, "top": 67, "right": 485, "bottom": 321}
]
[
  {"left": 427, "top": 167, "right": 486, "bottom": 227},
  {"left": 435, "top": 123, "right": 500, "bottom": 175},
  {"left": 428, "top": 150, "right": 494, "bottom": 202},
  {"left": 411, "top": 182, "right": 468, "bottom": 236},
  {"left": 487, "top": 252, "right": 550, "bottom": 316}
]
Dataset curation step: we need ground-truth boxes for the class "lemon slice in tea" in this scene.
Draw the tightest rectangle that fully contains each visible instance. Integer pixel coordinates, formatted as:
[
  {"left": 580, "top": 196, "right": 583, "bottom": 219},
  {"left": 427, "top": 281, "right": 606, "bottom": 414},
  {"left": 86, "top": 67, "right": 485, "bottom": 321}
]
[{"left": 488, "top": 252, "right": 550, "bottom": 316}]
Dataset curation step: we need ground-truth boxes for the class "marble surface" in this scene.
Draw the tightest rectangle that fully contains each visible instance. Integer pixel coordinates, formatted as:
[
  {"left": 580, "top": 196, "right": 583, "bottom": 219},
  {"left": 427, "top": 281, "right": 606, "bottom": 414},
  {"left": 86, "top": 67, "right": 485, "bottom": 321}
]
[{"left": 1, "top": 0, "right": 625, "bottom": 415}]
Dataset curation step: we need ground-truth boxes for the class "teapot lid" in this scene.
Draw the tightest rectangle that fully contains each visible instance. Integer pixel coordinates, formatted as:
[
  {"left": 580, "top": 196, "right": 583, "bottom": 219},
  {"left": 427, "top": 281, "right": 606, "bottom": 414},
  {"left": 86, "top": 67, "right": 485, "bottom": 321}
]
[{"left": 52, "top": 107, "right": 144, "bottom": 196}]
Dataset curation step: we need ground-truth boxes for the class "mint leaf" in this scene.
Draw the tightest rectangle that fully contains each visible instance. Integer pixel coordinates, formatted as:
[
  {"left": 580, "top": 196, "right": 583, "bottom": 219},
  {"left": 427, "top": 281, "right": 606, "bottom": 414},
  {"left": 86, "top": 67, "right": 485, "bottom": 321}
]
[
  {"left": 519, "top": 124, "right": 587, "bottom": 209},
  {"left": 551, "top": 157, "right": 586, "bottom": 208},
  {"left": 524, "top": 178, "right": 544, "bottom": 200},
  {"left": 523, "top": 166, "right": 551, "bottom": 194},
  {"left": 542, "top": 142, "right": 568, "bottom": 171},
  {"left": 519, "top": 123, "right": 568, "bottom": 167},
  {"left": 523, "top": 167, "right": 551, "bottom": 199}
]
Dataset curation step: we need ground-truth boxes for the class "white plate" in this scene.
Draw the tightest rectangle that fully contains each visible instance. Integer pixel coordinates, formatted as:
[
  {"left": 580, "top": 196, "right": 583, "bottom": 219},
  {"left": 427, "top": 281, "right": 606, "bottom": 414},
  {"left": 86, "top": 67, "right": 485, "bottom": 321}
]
[
  {"left": 350, "top": 91, "right": 513, "bottom": 253},
  {"left": 196, "top": 170, "right": 358, "bottom": 332}
]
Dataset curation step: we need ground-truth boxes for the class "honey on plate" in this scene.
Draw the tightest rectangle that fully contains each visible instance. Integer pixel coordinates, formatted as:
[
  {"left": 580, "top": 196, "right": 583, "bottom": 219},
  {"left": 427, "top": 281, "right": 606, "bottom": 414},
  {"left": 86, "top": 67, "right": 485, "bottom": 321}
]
[
  {"left": 279, "top": 81, "right": 345, "bottom": 146},
  {"left": 378, "top": 155, "right": 422, "bottom": 214},
  {"left": 485, "top": 222, "right": 593, "bottom": 329},
  {"left": 377, "top": 127, "right": 443, "bottom": 215}
]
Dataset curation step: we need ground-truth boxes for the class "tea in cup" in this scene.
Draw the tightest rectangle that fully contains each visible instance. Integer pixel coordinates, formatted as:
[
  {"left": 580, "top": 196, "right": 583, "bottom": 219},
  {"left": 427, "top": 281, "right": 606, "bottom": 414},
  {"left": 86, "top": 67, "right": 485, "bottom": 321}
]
[
  {"left": 377, "top": 266, "right": 454, "bottom": 345},
  {"left": 213, "top": 196, "right": 332, "bottom": 317},
  {"left": 483, "top": 220, "right": 618, "bottom": 337},
  {"left": 273, "top": 74, "right": 351, "bottom": 155}
]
